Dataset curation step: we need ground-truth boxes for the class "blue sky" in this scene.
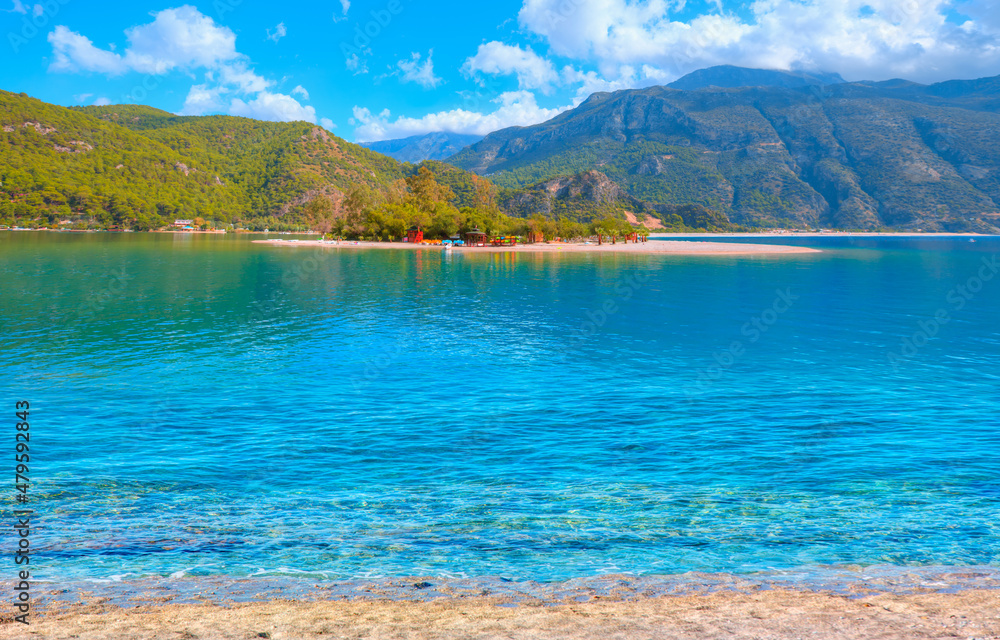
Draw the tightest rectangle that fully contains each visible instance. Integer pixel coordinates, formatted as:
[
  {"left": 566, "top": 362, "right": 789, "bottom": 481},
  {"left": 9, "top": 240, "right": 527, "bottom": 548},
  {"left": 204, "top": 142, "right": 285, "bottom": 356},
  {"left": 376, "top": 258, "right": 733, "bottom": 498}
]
[{"left": 3, "top": 0, "right": 999, "bottom": 142}]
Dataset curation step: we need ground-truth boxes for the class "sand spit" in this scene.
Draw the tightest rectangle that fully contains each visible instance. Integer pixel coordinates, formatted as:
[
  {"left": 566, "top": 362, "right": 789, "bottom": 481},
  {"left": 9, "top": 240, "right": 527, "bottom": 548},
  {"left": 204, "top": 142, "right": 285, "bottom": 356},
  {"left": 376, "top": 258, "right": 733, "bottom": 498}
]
[{"left": 253, "top": 239, "right": 821, "bottom": 255}]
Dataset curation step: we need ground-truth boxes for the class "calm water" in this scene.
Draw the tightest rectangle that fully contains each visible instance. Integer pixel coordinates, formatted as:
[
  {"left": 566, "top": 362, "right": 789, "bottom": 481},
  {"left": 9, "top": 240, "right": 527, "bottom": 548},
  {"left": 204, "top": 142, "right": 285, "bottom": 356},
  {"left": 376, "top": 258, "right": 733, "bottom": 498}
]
[{"left": 1, "top": 232, "right": 998, "bottom": 594}]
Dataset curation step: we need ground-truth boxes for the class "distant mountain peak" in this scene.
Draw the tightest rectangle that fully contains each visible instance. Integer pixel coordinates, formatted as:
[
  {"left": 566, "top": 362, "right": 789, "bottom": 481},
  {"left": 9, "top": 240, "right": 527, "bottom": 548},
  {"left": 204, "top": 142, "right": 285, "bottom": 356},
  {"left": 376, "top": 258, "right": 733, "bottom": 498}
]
[
  {"left": 667, "top": 65, "right": 846, "bottom": 91},
  {"left": 360, "top": 132, "right": 483, "bottom": 163}
]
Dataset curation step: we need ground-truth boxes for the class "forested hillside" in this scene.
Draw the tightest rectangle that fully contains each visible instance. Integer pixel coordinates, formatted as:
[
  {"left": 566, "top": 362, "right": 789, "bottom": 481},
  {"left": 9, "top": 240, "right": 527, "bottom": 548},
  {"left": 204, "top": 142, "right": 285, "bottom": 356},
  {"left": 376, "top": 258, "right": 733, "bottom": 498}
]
[
  {"left": 0, "top": 92, "right": 406, "bottom": 230},
  {"left": 1, "top": 91, "right": 686, "bottom": 238}
]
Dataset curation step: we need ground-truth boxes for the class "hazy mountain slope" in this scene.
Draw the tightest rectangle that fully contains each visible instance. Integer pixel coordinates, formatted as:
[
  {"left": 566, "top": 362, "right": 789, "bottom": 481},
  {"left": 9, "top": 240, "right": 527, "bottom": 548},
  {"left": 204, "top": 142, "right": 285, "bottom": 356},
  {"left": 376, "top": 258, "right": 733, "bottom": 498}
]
[
  {"left": 449, "top": 78, "right": 1000, "bottom": 231},
  {"left": 668, "top": 65, "right": 846, "bottom": 91},
  {"left": 360, "top": 132, "right": 483, "bottom": 163}
]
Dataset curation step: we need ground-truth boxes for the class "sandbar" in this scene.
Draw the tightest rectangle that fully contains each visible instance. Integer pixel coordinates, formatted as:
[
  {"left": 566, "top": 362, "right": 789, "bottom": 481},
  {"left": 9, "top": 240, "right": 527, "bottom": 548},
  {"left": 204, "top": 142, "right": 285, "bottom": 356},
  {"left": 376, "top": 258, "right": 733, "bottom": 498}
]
[{"left": 253, "top": 239, "right": 821, "bottom": 255}]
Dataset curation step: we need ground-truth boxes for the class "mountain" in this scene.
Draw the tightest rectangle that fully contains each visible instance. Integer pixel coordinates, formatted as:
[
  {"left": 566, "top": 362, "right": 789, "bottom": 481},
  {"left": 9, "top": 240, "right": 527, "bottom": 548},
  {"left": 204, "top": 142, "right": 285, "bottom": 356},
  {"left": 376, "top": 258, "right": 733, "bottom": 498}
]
[
  {"left": 449, "top": 71, "right": 1000, "bottom": 232},
  {"left": 3, "top": 91, "right": 579, "bottom": 237},
  {"left": 0, "top": 92, "right": 407, "bottom": 230},
  {"left": 667, "top": 65, "right": 846, "bottom": 91},
  {"left": 10, "top": 68, "right": 1000, "bottom": 234},
  {"left": 360, "top": 132, "right": 483, "bottom": 163},
  {"left": 500, "top": 170, "right": 731, "bottom": 231}
]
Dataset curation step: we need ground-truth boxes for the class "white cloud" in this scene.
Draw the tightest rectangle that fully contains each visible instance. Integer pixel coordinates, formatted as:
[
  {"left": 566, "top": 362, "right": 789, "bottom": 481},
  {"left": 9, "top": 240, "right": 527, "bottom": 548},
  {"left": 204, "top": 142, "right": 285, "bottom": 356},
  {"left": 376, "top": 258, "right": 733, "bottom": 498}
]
[
  {"left": 961, "top": 2, "right": 1000, "bottom": 31},
  {"left": 122, "top": 6, "right": 239, "bottom": 74},
  {"left": 561, "top": 65, "right": 651, "bottom": 103},
  {"left": 639, "top": 64, "right": 672, "bottom": 84},
  {"left": 333, "top": 0, "right": 350, "bottom": 20},
  {"left": 517, "top": 0, "right": 1000, "bottom": 84},
  {"left": 73, "top": 93, "right": 93, "bottom": 103},
  {"left": 352, "top": 90, "right": 570, "bottom": 141},
  {"left": 397, "top": 51, "right": 443, "bottom": 89},
  {"left": 48, "top": 6, "right": 315, "bottom": 126},
  {"left": 321, "top": 117, "right": 336, "bottom": 130},
  {"left": 230, "top": 91, "right": 318, "bottom": 123},
  {"left": 31, "top": 3, "right": 41, "bottom": 17},
  {"left": 267, "top": 22, "right": 287, "bottom": 43},
  {"left": 93, "top": 97, "right": 111, "bottom": 106},
  {"left": 48, "top": 26, "right": 129, "bottom": 74},
  {"left": 216, "top": 62, "right": 271, "bottom": 94},
  {"left": 179, "top": 84, "right": 225, "bottom": 115},
  {"left": 49, "top": 6, "right": 239, "bottom": 75},
  {"left": 291, "top": 85, "right": 310, "bottom": 100},
  {"left": 346, "top": 53, "right": 368, "bottom": 74},
  {"left": 8, "top": 1, "right": 27, "bottom": 14},
  {"left": 463, "top": 42, "right": 560, "bottom": 93}
]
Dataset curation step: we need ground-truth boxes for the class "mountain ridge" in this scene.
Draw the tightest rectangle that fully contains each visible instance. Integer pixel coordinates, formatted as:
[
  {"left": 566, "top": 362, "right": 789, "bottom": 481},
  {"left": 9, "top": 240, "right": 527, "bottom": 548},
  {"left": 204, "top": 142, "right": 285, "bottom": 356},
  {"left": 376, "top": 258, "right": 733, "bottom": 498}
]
[
  {"left": 8, "top": 65, "right": 1000, "bottom": 233},
  {"left": 360, "top": 132, "right": 483, "bottom": 163},
  {"left": 449, "top": 71, "right": 1000, "bottom": 232},
  {"left": 667, "top": 65, "right": 847, "bottom": 91}
]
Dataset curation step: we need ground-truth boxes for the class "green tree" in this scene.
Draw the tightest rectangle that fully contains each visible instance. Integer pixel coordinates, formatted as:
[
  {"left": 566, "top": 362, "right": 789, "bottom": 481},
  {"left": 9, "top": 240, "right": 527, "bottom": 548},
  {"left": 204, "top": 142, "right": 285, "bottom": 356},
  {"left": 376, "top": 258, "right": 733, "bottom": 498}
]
[
  {"left": 406, "top": 166, "right": 455, "bottom": 213},
  {"left": 305, "top": 195, "right": 335, "bottom": 234}
]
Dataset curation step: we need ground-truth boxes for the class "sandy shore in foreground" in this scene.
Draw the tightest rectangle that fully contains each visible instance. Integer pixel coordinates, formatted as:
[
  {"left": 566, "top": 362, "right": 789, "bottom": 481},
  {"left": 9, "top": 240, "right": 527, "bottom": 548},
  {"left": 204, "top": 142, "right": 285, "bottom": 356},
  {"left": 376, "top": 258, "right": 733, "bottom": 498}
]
[
  {"left": 6, "top": 590, "right": 998, "bottom": 639},
  {"left": 253, "top": 239, "right": 820, "bottom": 255}
]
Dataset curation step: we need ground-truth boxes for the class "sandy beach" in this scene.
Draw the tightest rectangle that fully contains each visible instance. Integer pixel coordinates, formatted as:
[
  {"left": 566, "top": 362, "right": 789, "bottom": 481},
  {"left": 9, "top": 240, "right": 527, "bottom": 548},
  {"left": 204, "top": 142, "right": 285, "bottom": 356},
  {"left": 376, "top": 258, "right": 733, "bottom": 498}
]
[
  {"left": 6, "top": 589, "right": 998, "bottom": 639},
  {"left": 253, "top": 239, "right": 821, "bottom": 255}
]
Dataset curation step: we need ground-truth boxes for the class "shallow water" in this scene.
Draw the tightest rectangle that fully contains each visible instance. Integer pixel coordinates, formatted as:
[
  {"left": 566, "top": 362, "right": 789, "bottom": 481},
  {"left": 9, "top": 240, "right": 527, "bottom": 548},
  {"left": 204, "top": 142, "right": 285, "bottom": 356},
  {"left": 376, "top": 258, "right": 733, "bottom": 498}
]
[{"left": 1, "top": 232, "right": 998, "bottom": 594}]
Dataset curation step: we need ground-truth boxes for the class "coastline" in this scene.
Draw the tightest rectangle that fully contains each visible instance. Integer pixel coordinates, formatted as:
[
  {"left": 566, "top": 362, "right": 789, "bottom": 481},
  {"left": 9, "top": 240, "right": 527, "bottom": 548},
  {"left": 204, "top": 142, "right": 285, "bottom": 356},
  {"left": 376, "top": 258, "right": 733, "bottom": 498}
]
[
  {"left": 252, "top": 239, "right": 822, "bottom": 255},
  {"left": 9, "top": 589, "right": 998, "bottom": 639}
]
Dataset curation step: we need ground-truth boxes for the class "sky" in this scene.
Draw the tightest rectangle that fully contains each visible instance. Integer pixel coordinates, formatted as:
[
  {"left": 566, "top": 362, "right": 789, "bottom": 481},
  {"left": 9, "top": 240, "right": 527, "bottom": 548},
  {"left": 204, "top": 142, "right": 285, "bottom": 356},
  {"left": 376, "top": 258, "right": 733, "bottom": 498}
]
[{"left": 3, "top": 0, "right": 1000, "bottom": 142}]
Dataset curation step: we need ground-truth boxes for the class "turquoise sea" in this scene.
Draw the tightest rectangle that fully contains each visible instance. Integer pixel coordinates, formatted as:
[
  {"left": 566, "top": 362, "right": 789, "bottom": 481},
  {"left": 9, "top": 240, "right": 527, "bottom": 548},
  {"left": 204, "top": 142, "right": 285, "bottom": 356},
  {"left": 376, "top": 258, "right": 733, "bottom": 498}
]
[{"left": 1, "top": 232, "right": 998, "bottom": 601}]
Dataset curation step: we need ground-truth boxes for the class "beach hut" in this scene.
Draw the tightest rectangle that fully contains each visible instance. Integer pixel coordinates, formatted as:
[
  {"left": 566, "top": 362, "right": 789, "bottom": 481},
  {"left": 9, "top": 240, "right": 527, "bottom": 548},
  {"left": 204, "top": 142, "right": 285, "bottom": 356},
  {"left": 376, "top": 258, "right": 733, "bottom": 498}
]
[
  {"left": 465, "top": 227, "right": 488, "bottom": 247},
  {"left": 406, "top": 226, "right": 424, "bottom": 243}
]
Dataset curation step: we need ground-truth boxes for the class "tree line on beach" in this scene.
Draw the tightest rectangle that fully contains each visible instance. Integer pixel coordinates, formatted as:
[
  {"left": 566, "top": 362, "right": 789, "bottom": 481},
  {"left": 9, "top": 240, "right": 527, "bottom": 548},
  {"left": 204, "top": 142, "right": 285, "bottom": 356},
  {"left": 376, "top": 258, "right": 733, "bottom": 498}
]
[{"left": 305, "top": 167, "right": 650, "bottom": 242}]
